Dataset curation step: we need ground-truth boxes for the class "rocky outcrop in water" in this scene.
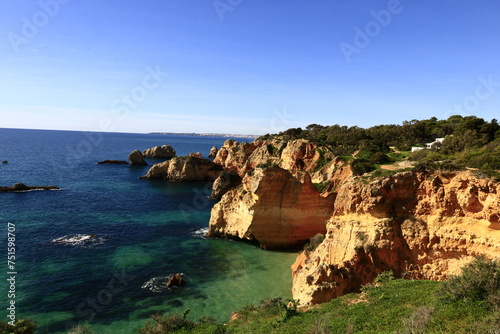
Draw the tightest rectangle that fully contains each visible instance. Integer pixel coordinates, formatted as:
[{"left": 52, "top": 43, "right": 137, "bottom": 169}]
[
  {"left": 208, "top": 166, "right": 335, "bottom": 249},
  {"left": 167, "top": 273, "right": 186, "bottom": 288},
  {"left": 128, "top": 150, "right": 148, "bottom": 166},
  {"left": 143, "top": 145, "right": 176, "bottom": 159},
  {"left": 140, "top": 156, "right": 223, "bottom": 182},
  {"left": 291, "top": 170, "right": 500, "bottom": 305},
  {"left": 1, "top": 183, "right": 60, "bottom": 192},
  {"left": 2, "top": 161, "right": 7, "bottom": 164},
  {"left": 97, "top": 160, "right": 128, "bottom": 165},
  {"left": 208, "top": 146, "right": 218, "bottom": 158}
]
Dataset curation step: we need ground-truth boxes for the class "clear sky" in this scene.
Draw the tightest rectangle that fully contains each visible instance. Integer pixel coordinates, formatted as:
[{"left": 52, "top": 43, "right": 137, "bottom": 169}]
[{"left": 0, "top": 0, "right": 499, "bottom": 135}]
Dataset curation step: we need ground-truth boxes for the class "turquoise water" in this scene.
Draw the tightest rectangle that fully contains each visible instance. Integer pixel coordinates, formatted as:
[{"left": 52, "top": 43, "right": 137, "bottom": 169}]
[{"left": 0, "top": 129, "right": 297, "bottom": 333}]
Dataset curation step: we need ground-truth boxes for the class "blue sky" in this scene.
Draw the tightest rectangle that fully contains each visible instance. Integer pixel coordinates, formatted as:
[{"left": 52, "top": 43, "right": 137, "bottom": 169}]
[{"left": 0, "top": 0, "right": 499, "bottom": 135}]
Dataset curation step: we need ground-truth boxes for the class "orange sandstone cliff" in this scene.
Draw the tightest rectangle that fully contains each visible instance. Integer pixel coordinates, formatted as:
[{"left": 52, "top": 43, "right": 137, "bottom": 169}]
[
  {"left": 292, "top": 170, "right": 500, "bottom": 305},
  {"left": 205, "top": 138, "right": 500, "bottom": 306},
  {"left": 208, "top": 166, "right": 335, "bottom": 249}
]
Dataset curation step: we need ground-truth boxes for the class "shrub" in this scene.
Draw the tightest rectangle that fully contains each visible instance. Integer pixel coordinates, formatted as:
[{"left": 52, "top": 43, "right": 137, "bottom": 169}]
[
  {"left": 440, "top": 256, "right": 500, "bottom": 309},
  {"left": 67, "top": 324, "right": 95, "bottom": 334},
  {"left": 351, "top": 159, "right": 375, "bottom": 176},
  {"left": 304, "top": 233, "right": 325, "bottom": 252},
  {"left": 396, "top": 306, "right": 435, "bottom": 334},
  {"left": 267, "top": 144, "right": 278, "bottom": 156},
  {"left": 369, "top": 151, "right": 393, "bottom": 164},
  {"left": 138, "top": 310, "right": 194, "bottom": 334},
  {"left": 0, "top": 319, "right": 37, "bottom": 334},
  {"left": 375, "top": 271, "right": 394, "bottom": 284}
]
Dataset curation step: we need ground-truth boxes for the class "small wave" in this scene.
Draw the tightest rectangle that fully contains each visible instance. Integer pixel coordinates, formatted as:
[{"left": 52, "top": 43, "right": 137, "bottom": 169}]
[
  {"left": 141, "top": 273, "right": 185, "bottom": 293},
  {"left": 51, "top": 234, "right": 105, "bottom": 246},
  {"left": 192, "top": 227, "right": 209, "bottom": 239}
]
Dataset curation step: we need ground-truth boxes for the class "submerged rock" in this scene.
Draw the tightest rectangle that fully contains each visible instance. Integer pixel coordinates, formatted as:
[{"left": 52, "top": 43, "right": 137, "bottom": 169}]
[
  {"left": 2, "top": 161, "right": 7, "bottom": 164},
  {"left": 97, "top": 160, "right": 128, "bottom": 165},
  {"left": 0, "top": 183, "right": 60, "bottom": 192},
  {"left": 51, "top": 234, "right": 104, "bottom": 246},
  {"left": 143, "top": 145, "right": 176, "bottom": 159},
  {"left": 128, "top": 150, "right": 148, "bottom": 166}
]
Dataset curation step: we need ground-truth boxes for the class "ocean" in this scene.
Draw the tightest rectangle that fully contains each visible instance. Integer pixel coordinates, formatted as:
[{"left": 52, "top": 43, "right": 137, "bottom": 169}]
[{"left": 0, "top": 128, "right": 296, "bottom": 333}]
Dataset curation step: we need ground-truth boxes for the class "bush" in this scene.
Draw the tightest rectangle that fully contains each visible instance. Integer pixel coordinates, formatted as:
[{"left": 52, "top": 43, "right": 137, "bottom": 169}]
[
  {"left": 67, "top": 324, "right": 95, "bottom": 334},
  {"left": 304, "top": 233, "right": 325, "bottom": 252},
  {"left": 396, "top": 306, "right": 435, "bottom": 334},
  {"left": 440, "top": 256, "right": 500, "bottom": 309},
  {"left": 351, "top": 159, "right": 375, "bottom": 176},
  {"left": 375, "top": 271, "right": 394, "bottom": 284},
  {"left": 138, "top": 310, "right": 194, "bottom": 334},
  {"left": 369, "top": 152, "right": 393, "bottom": 164},
  {"left": 0, "top": 319, "right": 37, "bottom": 334}
]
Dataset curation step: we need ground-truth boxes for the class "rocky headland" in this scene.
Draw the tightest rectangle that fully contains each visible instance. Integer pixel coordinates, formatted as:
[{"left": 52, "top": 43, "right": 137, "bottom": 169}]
[
  {"left": 291, "top": 169, "right": 500, "bottom": 305},
  {"left": 201, "top": 137, "right": 500, "bottom": 307}
]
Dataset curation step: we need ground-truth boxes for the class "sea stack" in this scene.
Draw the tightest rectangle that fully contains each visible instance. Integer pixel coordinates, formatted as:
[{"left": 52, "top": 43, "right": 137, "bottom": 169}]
[
  {"left": 128, "top": 150, "right": 148, "bottom": 166},
  {"left": 143, "top": 145, "right": 176, "bottom": 159}
]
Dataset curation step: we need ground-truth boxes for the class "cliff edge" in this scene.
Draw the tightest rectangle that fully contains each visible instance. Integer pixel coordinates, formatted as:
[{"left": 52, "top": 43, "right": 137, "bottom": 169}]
[{"left": 292, "top": 170, "right": 500, "bottom": 305}]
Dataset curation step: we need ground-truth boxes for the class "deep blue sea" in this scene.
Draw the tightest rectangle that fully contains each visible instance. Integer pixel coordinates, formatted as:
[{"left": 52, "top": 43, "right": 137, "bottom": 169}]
[{"left": 0, "top": 129, "right": 296, "bottom": 333}]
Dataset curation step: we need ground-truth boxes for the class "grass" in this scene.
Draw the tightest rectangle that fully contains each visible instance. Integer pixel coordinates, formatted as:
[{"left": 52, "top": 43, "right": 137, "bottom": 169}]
[
  {"left": 388, "top": 151, "right": 410, "bottom": 162},
  {"left": 135, "top": 277, "right": 499, "bottom": 333}
]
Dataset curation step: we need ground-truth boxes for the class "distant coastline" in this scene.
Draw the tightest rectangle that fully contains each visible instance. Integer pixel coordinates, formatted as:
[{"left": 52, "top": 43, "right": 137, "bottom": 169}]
[{"left": 149, "top": 132, "right": 259, "bottom": 139}]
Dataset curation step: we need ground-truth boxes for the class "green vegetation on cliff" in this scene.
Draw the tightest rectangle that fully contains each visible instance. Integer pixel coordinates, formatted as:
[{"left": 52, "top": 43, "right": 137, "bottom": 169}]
[
  {"left": 259, "top": 115, "right": 500, "bottom": 175},
  {"left": 133, "top": 258, "right": 500, "bottom": 334}
]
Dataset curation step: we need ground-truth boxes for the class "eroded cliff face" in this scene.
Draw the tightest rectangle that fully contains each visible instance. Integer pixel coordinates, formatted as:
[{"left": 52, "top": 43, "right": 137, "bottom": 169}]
[
  {"left": 207, "top": 166, "right": 335, "bottom": 249},
  {"left": 212, "top": 138, "right": 336, "bottom": 179},
  {"left": 292, "top": 170, "right": 500, "bottom": 305},
  {"left": 206, "top": 137, "right": 500, "bottom": 306},
  {"left": 140, "top": 156, "right": 223, "bottom": 182}
]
